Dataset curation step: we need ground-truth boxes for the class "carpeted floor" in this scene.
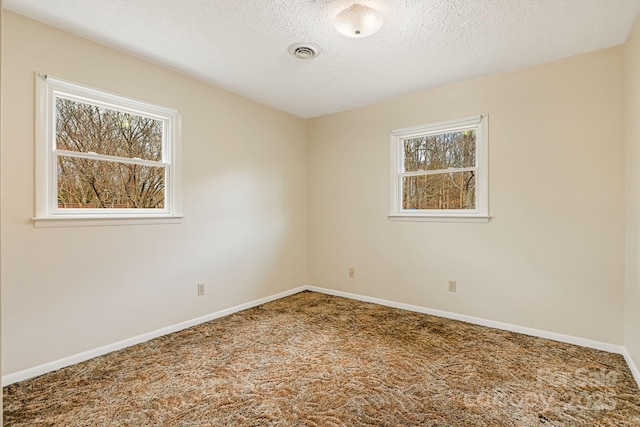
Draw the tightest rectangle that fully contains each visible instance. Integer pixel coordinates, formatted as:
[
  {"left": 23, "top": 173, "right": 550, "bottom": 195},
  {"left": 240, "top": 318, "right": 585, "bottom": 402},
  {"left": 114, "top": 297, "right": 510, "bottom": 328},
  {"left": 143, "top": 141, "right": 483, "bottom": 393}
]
[{"left": 3, "top": 291, "right": 640, "bottom": 426}]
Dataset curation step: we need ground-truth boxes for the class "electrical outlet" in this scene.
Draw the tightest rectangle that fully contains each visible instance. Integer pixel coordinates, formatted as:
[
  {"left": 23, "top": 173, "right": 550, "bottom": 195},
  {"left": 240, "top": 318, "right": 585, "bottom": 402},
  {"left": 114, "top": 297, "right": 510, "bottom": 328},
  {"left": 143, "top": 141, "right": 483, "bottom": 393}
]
[
  {"left": 197, "top": 283, "right": 205, "bottom": 296},
  {"left": 348, "top": 267, "right": 355, "bottom": 278},
  {"left": 448, "top": 280, "right": 457, "bottom": 292}
]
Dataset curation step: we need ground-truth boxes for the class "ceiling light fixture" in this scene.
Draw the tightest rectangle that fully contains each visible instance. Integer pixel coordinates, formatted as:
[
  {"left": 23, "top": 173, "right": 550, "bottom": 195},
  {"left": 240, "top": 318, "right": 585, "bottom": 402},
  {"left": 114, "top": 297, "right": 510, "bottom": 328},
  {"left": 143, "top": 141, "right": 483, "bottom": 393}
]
[{"left": 333, "top": 4, "right": 384, "bottom": 38}]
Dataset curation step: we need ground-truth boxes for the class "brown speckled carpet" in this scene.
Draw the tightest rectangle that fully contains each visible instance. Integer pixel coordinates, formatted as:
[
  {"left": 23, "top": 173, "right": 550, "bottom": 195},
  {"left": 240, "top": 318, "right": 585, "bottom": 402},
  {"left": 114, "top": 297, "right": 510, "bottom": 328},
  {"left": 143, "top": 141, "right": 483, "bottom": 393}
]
[{"left": 3, "top": 291, "right": 640, "bottom": 426}]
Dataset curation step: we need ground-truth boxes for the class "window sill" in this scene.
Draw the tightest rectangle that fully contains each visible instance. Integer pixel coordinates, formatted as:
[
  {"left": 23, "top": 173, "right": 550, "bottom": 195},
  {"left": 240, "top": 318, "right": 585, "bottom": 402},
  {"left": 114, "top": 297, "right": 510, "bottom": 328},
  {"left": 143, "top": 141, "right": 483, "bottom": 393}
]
[
  {"left": 388, "top": 214, "right": 491, "bottom": 223},
  {"left": 33, "top": 215, "right": 184, "bottom": 228}
]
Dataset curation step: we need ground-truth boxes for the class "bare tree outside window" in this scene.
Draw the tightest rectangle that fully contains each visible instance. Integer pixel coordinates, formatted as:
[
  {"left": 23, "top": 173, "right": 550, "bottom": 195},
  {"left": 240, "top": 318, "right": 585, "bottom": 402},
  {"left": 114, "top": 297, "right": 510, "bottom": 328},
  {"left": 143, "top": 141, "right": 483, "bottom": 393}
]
[
  {"left": 55, "top": 98, "right": 165, "bottom": 209},
  {"left": 402, "top": 130, "right": 476, "bottom": 210}
]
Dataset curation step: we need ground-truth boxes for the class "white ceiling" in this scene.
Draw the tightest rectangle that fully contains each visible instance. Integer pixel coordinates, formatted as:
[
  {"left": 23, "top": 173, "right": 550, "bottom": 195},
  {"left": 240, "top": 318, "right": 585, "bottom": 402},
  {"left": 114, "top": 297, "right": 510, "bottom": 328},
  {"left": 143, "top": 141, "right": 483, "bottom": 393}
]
[{"left": 4, "top": 0, "right": 640, "bottom": 118}]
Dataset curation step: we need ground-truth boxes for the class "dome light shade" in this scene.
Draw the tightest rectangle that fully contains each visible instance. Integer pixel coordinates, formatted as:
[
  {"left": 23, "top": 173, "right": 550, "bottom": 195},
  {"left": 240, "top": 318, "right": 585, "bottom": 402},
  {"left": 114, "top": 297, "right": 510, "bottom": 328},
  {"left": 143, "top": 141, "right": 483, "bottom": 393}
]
[{"left": 334, "top": 4, "right": 383, "bottom": 38}]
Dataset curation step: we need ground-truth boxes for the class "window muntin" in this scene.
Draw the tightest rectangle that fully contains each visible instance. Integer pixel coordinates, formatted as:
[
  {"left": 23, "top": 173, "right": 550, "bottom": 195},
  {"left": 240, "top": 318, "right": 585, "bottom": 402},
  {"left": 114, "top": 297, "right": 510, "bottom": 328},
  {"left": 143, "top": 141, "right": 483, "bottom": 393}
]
[
  {"left": 390, "top": 115, "right": 488, "bottom": 221},
  {"left": 36, "top": 74, "right": 182, "bottom": 225}
]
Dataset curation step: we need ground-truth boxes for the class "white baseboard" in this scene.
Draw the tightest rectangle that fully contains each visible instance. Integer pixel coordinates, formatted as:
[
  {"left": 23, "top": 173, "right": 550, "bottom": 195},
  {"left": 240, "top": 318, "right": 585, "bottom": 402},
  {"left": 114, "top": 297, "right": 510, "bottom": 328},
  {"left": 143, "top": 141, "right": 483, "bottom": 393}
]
[
  {"left": 2, "top": 286, "right": 306, "bottom": 386},
  {"left": 5, "top": 284, "right": 638, "bottom": 390},
  {"left": 622, "top": 348, "right": 640, "bottom": 389},
  {"left": 305, "top": 285, "right": 626, "bottom": 355}
]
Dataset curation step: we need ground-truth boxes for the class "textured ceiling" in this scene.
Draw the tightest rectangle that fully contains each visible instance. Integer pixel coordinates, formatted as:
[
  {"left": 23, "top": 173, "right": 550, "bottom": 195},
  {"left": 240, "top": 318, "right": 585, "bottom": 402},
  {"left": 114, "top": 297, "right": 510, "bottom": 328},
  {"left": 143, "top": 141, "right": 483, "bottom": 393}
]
[{"left": 4, "top": 0, "right": 640, "bottom": 118}]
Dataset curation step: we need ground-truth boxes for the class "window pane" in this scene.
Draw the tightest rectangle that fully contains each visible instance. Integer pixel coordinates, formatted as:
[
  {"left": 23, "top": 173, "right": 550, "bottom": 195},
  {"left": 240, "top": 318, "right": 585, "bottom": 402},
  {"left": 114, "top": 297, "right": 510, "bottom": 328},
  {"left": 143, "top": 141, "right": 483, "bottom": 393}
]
[
  {"left": 56, "top": 97, "right": 163, "bottom": 161},
  {"left": 57, "top": 156, "right": 165, "bottom": 209},
  {"left": 403, "top": 130, "right": 475, "bottom": 172},
  {"left": 402, "top": 171, "right": 475, "bottom": 210}
]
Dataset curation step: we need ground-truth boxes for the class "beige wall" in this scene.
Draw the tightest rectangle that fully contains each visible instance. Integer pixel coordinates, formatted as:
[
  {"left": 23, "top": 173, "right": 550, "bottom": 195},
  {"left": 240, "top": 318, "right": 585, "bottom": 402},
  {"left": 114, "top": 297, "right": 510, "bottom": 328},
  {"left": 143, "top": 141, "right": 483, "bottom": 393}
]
[
  {"left": 1, "top": 8, "right": 635, "bottom": 381},
  {"left": 308, "top": 47, "right": 626, "bottom": 344},
  {"left": 1, "top": 12, "right": 308, "bottom": 375},
  {"left": 626, "top": 15, "right": 640, "bottom": 372}
]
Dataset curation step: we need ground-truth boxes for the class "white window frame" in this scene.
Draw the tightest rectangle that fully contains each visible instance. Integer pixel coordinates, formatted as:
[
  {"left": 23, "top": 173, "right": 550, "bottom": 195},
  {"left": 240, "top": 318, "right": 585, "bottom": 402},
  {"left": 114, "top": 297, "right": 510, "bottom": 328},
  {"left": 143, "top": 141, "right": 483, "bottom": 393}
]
[
  {"left": 35, "top": 74, "right": 183, "bottom": 227},
  {"left": 389, "top": 114, "right": 489, "bottom": 222}
]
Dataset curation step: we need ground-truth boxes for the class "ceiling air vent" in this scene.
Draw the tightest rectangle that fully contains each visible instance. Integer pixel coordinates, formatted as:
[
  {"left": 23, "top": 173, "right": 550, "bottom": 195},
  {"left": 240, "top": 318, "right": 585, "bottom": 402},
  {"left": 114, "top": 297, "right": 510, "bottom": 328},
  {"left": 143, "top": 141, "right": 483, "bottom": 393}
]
[{"left": 288, "top": 43, "right": 320, "bottom": 60}]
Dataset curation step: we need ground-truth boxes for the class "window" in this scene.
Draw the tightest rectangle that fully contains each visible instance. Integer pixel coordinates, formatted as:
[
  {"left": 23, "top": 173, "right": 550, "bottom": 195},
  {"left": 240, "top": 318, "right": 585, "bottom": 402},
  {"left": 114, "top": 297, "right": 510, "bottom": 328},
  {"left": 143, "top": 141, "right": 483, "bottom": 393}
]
[
  {"left": 35, "top": 74, "right": 182, "bottom": 227},
  {"left": 389, "top": 115, "right": 489, "bottom": 222}
]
